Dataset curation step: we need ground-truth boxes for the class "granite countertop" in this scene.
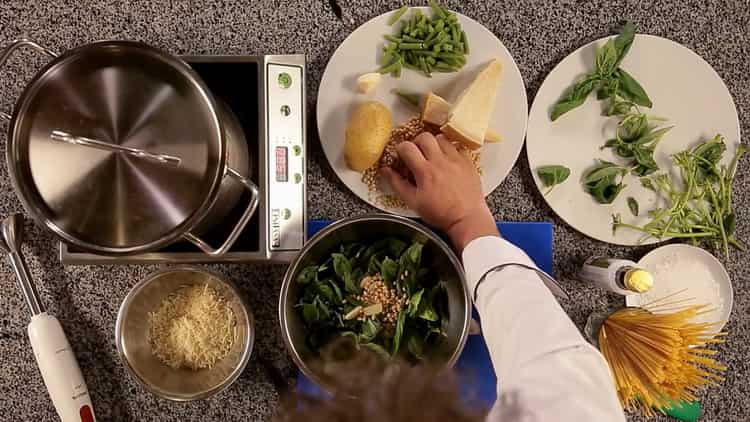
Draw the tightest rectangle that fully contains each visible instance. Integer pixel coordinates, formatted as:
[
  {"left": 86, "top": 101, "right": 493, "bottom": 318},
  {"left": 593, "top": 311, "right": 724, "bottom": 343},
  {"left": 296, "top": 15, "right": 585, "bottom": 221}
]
[{"left": 0, "top": 1, "right": 747, "bottom": 421}]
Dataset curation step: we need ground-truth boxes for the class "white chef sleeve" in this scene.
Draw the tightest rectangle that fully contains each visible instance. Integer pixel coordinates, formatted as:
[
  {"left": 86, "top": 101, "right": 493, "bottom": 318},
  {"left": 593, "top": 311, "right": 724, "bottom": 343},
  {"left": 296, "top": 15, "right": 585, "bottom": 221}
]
[{"left": 461, "top": 236, "right": 625, "bottom": 422}]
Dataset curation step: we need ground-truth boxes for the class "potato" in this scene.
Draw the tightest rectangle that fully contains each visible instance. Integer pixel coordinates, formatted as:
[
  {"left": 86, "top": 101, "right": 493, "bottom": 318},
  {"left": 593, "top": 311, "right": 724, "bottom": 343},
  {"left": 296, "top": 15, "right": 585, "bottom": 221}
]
[{"left": 344, "top": 101, "right": 392, "bottom": 172}]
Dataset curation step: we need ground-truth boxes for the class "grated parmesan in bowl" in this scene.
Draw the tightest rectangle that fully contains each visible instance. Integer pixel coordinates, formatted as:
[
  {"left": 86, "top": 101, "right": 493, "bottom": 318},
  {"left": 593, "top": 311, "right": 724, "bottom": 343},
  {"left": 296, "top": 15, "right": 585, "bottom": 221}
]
[{"left": 626, "top": 244, "right": 733, "bottom": 332}]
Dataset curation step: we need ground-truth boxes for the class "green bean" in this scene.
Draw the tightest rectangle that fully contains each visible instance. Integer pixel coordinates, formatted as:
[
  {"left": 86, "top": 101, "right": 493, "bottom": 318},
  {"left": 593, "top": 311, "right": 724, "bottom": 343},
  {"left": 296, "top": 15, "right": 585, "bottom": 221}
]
[
  {"left": 425, "top": 31, "right": 447, "bottom": 47},
  {"left": 461, "top": 30, "right": 469, "bottom": 54},
  {"left": 403, "top": 61, "right": 420, "bottom": 71},
  {"left": 384, "top": 34, "right": 402, "bottom": 43},
  {"left": 402, "top": 35, "right": 421, "bottom": 43},
  {"left": 450, "top": 26, "right": 460, "bottom": 43},
  {"left": 388, "top": 6, "right": 409, "bottom": 26},
  {"left": 418, "top": 56, "right": 429, "bottom": 76},
  {"left": 426, "top": 56, "right": 436, "bottom": 65},
  {"left": 429, "top": 0, "right": 446, "bottom": 19},
  {"left": 434, "top": 20, "right": 445, "bottom": 32},
  {"left": 378, "top": 59, "right": 402, "bottom": 74},
  {"left": 412, "top": 50, "right": 438, "bottom": 57},
  {"left": 442, "top": 43, "right": 454, "bottom": 52},
  {"left": 399, "top": 42, "right": 424, "bottom": 50}
]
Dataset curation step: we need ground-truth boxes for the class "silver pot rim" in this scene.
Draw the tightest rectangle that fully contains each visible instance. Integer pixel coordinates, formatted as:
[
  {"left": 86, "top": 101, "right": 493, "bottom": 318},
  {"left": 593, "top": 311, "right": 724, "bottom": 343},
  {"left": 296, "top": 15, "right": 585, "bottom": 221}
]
[{"left": 279, "top": 213, "right": 471, "bottom": 392}]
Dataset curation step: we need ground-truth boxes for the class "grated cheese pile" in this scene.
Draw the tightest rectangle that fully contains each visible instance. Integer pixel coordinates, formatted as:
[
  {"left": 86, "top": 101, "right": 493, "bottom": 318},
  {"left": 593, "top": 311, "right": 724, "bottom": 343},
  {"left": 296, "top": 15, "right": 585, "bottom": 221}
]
[{"left": 149, "top": 284, "right": 237, "bottom": 370}]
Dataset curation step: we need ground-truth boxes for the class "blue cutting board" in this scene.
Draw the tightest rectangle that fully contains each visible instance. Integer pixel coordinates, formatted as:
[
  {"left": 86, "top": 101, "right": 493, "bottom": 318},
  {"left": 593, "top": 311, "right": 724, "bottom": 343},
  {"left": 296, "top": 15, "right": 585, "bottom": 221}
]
[{"left": 297, "top": 220, "right": 553, "bottom": 409}]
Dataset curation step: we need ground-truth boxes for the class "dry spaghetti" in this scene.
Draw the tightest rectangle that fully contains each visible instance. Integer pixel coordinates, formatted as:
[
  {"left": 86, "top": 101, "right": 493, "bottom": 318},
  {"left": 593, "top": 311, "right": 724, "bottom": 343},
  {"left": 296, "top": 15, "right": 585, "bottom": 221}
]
[{"left": 598, "top": 300, "right": 726, "bottom": 417}]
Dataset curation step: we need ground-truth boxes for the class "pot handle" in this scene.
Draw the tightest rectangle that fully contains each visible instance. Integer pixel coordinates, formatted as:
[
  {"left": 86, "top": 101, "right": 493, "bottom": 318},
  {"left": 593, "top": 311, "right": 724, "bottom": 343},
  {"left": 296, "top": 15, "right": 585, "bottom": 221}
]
[
  {"left": 0, "top": 38, "right": 58, "bottom": 122},
  {"left": 183, "top": 168, "right": 260, "bottom": 255}
]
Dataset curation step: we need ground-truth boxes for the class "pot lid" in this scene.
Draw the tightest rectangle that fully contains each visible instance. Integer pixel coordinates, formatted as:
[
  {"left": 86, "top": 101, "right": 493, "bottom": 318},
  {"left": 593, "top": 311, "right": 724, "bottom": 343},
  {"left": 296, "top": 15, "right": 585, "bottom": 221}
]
[{"left": 7, "top": 41, "right": 225, "bottom": 254}]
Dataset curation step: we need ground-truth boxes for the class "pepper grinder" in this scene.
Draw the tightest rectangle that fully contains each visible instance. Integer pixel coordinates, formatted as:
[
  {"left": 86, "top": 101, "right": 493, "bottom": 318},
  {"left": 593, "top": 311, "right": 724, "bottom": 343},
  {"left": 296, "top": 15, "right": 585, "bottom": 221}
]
[{"left": 0, "top": 213, "right": 95, "bottom": 422}]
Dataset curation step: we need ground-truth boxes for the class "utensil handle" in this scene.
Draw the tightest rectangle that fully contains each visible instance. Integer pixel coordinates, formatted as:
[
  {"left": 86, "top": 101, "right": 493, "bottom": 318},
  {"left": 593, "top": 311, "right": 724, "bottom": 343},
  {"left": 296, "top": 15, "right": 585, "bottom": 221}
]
[
  {"left": 0, "top": 38, "right": 58, "bottom": 122},
  {"left": 28, "top": 313, "right": 95, "bottom": 422},
  {"left": 183, "top": 167, "right": 260, "bottom": 255},
  {"left": 50, "top": 130, "right": 182, "bottom": 167}
]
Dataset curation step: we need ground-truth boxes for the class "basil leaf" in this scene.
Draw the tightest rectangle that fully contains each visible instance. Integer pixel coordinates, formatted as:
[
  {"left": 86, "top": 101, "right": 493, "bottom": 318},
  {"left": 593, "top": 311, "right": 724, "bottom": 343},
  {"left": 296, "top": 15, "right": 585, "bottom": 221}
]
[
  {"left": 550, "top": 74, "right": 600, "bottom": 121},
  {"left": 616, "top": 68, "right": 652, "bottom": 107},
  {"left": 597, "top": 77, "right": 618, "bottom": 100},
  {"left": 627, "top": 197, "right": 640, "bottom": 217},
  {"left": 582, "top": 161, "right": 626, "bottom": 184},
  {"left": 613, "top": 21, "right": 635, "bottom": 68},
  {"left": 407, "top": 289, "right": 424, "bottom": 316},
  {"left": 380, "top": 257, "right": 398, "bottom": 286},
  {"left": 296, "top": 266, "right": 318, "bottom": 284},
  {"left": 537, "top": 165, "right": 571, "bottom": 194},
  {"left": 595, "top": 39, "right": 619, "bottom": 77},
  {"left": 392, "top": 311, "right": 406, "bottom": 355}
]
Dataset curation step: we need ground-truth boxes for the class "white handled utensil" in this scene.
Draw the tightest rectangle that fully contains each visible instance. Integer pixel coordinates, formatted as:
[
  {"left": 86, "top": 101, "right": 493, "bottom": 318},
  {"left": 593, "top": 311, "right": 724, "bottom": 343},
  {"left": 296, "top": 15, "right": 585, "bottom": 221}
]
[{"left": 0, "top": 214, "right": 95, "bottom": 422}]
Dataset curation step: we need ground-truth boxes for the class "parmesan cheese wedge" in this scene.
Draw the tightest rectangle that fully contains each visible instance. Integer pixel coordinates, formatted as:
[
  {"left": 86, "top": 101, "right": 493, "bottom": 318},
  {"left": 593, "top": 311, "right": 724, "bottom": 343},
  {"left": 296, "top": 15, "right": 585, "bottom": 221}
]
[
  {"left": 421, "top": 91, "right": 502, "bottom": 144},
  {"left": 440, "top": 59, "right": 503, "bottom": 149}
]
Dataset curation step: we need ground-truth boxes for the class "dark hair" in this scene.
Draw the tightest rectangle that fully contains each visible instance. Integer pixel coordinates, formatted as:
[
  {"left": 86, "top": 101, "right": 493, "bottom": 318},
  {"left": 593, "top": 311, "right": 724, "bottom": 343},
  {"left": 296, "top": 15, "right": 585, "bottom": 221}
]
[{"left": 275, "top": 343, "right": 484, "bottom": 422}]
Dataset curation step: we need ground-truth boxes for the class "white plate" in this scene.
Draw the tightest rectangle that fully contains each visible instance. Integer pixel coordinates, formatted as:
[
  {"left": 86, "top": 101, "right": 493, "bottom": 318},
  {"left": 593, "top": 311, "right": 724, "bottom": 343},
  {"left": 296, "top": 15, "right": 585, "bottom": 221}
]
[
  {"left": 317, "top": 7, "right": 528, "bottom": 216},
  {"left": 625, "top": 244, "right": 733, "bottom": 333},
  {"left": 527, "top": 35, "right": 741, "bottom": 245}
]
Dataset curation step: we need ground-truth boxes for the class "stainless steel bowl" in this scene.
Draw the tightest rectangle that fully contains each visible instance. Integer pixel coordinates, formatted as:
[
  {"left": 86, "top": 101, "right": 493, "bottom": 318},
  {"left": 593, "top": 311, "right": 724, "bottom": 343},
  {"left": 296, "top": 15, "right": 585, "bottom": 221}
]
[
  {"left": 116, "top": 267, "right": 254, "bottom": 401},
  {"left": 279, "top": 214, "right": 471, "bottom": 392}
]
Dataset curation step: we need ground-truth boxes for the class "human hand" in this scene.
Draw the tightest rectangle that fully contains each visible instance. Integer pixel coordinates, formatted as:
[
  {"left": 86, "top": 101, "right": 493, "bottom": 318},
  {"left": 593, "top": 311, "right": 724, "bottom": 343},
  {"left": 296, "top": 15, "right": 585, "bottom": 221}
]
[{"left": 382, "top": 132, "right": 498, "bottom": 251}]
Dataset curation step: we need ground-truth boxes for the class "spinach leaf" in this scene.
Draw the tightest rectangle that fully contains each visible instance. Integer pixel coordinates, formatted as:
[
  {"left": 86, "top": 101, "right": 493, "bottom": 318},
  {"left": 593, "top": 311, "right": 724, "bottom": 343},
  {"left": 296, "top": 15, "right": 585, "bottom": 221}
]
[
  {"left": 387, "top": 238, "right": 408, "bottom": 257},
  {"left": 333, "top": 253, "right": 359, "bottom": 293},
  {"left": 615, "top": 68, "right": 652, "bottom": 107},
  {"left": 550, "top": 74, "right": 600, "bottom": 121},
  {"left": 404, "top": 242, "right": 424, "bottom": 267},
  {"left": 724, "top": 212, "right": 736, "bottom": 236},
  {"left": 417, "top": 299, "right": 439, "bottom": 322},
  {"left": 406, "top": 332, "right": 425, "bottom": 361},
  {"left": 380, "top": 257, "right": 398, "bottom": 286},
  {"left": 367, "top": 254, "right": 383, "bottom": 275},
  {"left": 315, "top": 283, "right": 337, "bottom": 304},
  {"left": 361, "top": 342, "right": 391, "bottom": 359},
  {"left": 360, "top": 319, "right": 381, "bottom": 343},
  {"left": 302, "top": 303, "right": 320, "bottom": 323},
  {"left": 327, "top": 279, "right": 343, "bottom": 302},
  {"left": 537, "top": 165, "right": 571, "bottom": 194},
  {"left": 296, "top": 266, "right": 318, "bottom": 284},
  {"left": 407, "top": 288, "right": 424, "bottom": 317},
  {"left": 392, "top": 311, "right": 406, "bottom": 355},
  {"left": 627, "top": 197, "right": 639, "bottom": 216}
]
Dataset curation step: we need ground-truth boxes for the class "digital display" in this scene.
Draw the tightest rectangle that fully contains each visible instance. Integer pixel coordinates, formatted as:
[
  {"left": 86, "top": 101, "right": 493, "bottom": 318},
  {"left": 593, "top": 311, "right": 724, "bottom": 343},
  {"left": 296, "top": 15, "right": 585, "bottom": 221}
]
[{"left": 275, "top": 146, "right": 288, "bottom": 182}]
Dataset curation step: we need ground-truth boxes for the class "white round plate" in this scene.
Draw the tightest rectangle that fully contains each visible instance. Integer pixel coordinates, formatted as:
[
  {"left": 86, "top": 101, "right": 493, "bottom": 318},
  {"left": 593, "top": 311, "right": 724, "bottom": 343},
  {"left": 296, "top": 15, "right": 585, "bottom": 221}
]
[
  {"left": 527, "top": 35, "right": 741, "bottom": 245},
  {"left": 317, "top": 7, "right": 528, "bottom": 216},
  {"left": 625, "top": 244, "right": 733, "bottom": 333}
]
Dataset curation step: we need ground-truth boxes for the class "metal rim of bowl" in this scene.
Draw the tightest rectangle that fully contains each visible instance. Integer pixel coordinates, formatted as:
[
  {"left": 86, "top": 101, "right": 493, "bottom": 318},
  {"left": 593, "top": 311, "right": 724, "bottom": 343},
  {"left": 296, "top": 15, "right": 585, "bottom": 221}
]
[
  {"left": 278, "top": 213, "right": 471, "bottom": 391},
  {"left": 115, "top": 266, "right": 254, "bottom": 401}
]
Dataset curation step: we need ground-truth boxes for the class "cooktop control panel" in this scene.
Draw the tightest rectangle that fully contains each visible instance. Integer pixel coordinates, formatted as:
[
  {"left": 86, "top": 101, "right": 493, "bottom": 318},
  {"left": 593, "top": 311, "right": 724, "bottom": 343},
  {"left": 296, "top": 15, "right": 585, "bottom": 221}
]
[{"left": 267, "top": 63, "right": 305, "bottom": 252}]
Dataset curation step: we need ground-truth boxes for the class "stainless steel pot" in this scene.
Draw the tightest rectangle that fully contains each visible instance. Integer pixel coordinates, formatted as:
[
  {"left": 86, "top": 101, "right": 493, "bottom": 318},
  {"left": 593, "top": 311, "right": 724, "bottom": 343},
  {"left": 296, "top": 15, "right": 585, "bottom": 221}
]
[
  {"left": 0, "top": 39, "right": 258, "bottom": 255},
  {"left": 279, "top": 214, "right": 471, "bottom": 393}
]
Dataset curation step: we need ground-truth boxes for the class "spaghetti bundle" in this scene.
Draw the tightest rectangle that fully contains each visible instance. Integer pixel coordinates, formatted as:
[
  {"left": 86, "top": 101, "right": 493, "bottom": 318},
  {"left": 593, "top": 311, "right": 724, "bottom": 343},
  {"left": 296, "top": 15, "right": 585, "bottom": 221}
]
[{"left": 598, "top": 301, "right": 726, "bottom": 416}]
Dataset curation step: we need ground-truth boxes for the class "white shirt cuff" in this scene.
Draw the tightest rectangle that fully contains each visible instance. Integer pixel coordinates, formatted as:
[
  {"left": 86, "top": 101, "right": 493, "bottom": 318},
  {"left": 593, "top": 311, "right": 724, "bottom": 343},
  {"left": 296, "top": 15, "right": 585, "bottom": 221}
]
[{"left": 461, "top": 236, "right": 537, "bottom": 293}]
